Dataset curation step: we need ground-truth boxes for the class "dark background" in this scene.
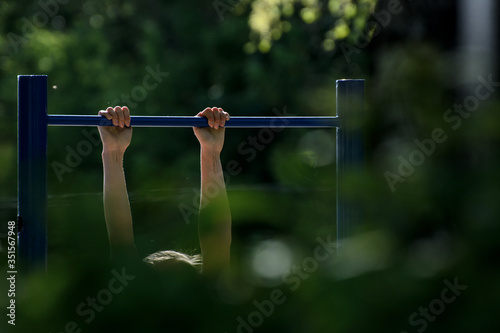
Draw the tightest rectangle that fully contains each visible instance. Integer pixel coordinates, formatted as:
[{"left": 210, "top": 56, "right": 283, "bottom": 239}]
[{"left": 0, "top": 0, "right": 498, "bottom": 332}]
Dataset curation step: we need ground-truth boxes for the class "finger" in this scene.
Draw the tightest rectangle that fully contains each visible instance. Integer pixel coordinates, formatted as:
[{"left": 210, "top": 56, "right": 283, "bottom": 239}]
[
  {"left": 204, "top": 108, "right": 215, "bottom": 128},
  {"left": 122, "top": 106, "right": 131, "bottom": 127},
  {"left": 194, "top": 108, "right": 207, "bottom": 128},
  {"left": 218, "top": 108, "right": 226, "bottom": 128},
  {"left": 107, "top": 107, "right": 119, "bottom": 126},
  {"left": 213, "top": 107, "right": 221, "bottom": 129},
  {"left": 98, "top": 110, "right": 113, "bottom": 120},
  {"left": 114, "top": 106, "right": 125, "bottom": 128},
  {"left": 98, "top": 110, "right": 113, "bottom": 127},
  {"left": 198, "top": 107, "right": 210, "bottom": 118}
]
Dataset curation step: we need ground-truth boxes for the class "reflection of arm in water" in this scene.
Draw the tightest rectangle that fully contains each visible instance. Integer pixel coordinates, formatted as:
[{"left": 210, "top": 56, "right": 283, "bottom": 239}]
[
  {"left": 193, "top": 107, "right": 232, "bottom": 275},
  {"left": 98, "top": 106, "right": 138, "bottom": 262}
]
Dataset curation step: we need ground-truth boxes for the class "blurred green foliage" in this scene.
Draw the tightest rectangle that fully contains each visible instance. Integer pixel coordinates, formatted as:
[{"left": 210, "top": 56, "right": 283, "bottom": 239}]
[{"left": 1, "top": 0, "right": 499, "bottom": 332}]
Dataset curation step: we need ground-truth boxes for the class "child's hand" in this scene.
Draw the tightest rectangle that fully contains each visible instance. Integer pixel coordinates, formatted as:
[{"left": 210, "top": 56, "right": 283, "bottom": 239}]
[
  {"left": 98, "top": 106, "right": 132, "bottom": 154},
  {"left": 193, "top": 107, "right": 230, "bottom": 153}
]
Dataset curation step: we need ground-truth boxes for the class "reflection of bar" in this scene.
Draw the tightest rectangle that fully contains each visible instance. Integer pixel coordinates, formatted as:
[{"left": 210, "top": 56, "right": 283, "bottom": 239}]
[{"left": 47, "top": 115, "right": 341, "bottom": 128}]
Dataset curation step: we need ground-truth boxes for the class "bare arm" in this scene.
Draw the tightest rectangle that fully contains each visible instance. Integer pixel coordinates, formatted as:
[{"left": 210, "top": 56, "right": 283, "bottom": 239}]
[
  {"left": 194, "top": 107, "right": 232, "bottom": 275},
  {"left": 98, "top": 106, "right": 137, "bottom": 261}
]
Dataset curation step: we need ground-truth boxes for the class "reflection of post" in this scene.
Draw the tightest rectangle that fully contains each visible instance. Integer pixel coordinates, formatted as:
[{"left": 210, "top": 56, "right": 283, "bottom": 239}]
[
  {"left": 18, "top": 75, "right": 48, "bottom": 272},
  {"left": 336, "top": 79, "right": 365, "bottom": 249},
  {"left": 458, "top": 0, "right": 497, "bottom": 90}
]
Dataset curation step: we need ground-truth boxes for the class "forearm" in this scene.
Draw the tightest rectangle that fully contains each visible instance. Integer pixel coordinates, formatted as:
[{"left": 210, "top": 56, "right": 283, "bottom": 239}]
[
  {"left": 198, "top": 147, "right": 232, "bottom": 273},
  {"left": 102, "top": 150, "right": 136, "bottom": 259}
]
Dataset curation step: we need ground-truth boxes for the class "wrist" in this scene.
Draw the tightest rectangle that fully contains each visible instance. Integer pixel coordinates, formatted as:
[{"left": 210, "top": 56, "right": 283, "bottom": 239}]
[
  {"left": 102, "top": 149, "right": 125, "bottom": 160},
  {"left": 201, "top": 146, "right": 221, "bottom": 156}
]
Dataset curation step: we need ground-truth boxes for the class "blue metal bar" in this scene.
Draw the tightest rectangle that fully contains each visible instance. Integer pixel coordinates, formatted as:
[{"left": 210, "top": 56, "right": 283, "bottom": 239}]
[
  {"left": 18, "top": 75, "right": 48, "bottom": 272},
  {"left": 47, "top": 115, "right": 341, "bottom": 128},
  {"left": 336, "top": 79, "right": 365, "bottom": 248}
]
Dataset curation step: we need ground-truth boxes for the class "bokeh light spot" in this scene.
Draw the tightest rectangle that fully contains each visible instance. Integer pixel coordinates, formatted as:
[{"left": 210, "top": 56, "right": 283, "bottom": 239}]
[{"left": 251, "top": 240, "right": 293, "bottom": 281}]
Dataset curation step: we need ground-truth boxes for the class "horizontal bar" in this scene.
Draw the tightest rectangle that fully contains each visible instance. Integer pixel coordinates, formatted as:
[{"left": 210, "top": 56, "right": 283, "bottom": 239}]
[{"left": 47, "top": 115, "right": 341, "bottom": 128}]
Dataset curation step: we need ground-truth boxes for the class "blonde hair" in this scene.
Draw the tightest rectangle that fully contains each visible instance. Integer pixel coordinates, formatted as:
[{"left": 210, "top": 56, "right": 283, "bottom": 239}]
[{"left": 143, "top": 250, "right": 202, "bottom": 273}]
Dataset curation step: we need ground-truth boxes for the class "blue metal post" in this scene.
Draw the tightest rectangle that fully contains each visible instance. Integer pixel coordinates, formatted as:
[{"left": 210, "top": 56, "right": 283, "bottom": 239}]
[
  {"left": 336, "top": 79, "right": 365, "bottom": 248},
  {"left": 18, "top": 75, "right": 48, "bottom": 271}
]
